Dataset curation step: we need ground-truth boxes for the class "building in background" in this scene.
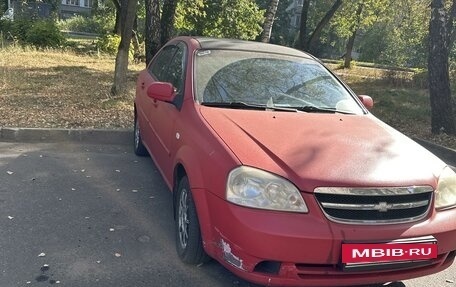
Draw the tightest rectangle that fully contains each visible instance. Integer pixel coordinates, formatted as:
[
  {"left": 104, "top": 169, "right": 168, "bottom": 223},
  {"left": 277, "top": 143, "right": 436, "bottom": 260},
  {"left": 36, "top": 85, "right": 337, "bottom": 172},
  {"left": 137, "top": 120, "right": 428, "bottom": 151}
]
[
  {"left": 286, "top": 0, "right": 303, "bottom": 33},
  {"left": 60, "top": 0, "right": 93, "bottom": 19},
  {"left": 2, "top": 0, "right": 94, "bottom": 20}
]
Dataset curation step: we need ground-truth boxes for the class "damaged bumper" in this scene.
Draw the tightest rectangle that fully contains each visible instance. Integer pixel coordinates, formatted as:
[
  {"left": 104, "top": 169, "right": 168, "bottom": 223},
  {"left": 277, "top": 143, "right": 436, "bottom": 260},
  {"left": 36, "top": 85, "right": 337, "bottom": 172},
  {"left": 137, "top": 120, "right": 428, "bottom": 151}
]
[{"left": 199, "top": 191, "right": 456, "bottom": 287}]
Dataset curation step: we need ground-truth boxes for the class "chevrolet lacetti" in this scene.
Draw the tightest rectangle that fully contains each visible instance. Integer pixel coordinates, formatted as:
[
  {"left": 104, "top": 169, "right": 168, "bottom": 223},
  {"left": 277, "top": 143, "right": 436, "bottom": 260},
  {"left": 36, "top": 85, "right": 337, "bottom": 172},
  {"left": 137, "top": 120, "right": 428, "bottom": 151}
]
[{"left": 133, "top": 36, "right": 456, "bottom": 286}]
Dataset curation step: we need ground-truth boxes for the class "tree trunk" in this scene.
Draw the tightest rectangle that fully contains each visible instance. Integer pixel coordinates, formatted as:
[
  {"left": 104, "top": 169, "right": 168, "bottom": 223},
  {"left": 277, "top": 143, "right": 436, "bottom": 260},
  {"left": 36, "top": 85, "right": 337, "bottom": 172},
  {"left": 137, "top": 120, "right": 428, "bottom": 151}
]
[
  {"left": 344, "top": 3, "right": 363, "bottom": 68},
  {"left": 307, "top": 0, "right": 343, "bottom": 53},
  {"left": 449, "top": 0, "right": 456, "bottom": 48},
  {"left": 131, "top": 15, "right": 141, "bottom": 58},
  {"left": 344, "top": 31, "right": 356, "bottom": 68},
  {"left": 160, "top": 0, "right": 178, "bottom": 45},
  {"left": 111, "top": 0, "right": 122, "bottom": 35},
  {"left": 111, "top": 0, "right": 138, "bottom": 96},
  {"left": 298, "top": 0, "right": 311, "bottom": 50},
  {"left": 261, "top": 0, "right": 280, "bottom": 43},
  {"left": 145, "top": 0, "right": 161, "bottom": 65},
  {"left": 428, "top": 0, "right": 456, "bottom": 134}
]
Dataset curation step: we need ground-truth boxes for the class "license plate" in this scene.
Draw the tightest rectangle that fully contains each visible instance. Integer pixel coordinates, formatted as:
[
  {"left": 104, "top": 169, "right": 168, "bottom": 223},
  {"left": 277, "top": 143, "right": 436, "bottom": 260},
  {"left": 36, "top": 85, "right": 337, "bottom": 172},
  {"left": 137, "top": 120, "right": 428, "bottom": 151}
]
[{"left": 342, "top": 237, "right": 438, "bottom": 264}]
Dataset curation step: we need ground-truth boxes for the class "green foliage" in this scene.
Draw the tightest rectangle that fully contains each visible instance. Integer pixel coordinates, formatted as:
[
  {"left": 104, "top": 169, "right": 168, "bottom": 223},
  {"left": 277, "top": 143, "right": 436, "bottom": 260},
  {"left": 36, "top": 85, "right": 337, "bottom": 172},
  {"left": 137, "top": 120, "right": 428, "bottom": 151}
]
[
  {"left": 58, "top": 15, "right": 106, "bottom": 34},
  {"left": 359, "top": 0, "right": 429, "bottom": 68},
  {"left": 1, "top": 19, "right": 65, "bottom": 48},
  {"left": 332, "top": 0, "right": 389, "bottom": 38},
  {"left": 89, "top": 1, "right": 119, "bottom": 35},
  {"left": 0, "top": 0, "right": 6, "bottom": 13},
  {"left": 10, "top": 19, "right": 31, "bottom": 42},
  {"left": 176, "top": 0, "right": 264, "bottom": 40},
  {"left": 96, "top": 33, "right": 121, "bottom": 55},
  {"left": 25, "top": 20, "right": 66, "bottom": 48},
  {"left": 0, "top": 18, "right": 13, "bottom": 36}
]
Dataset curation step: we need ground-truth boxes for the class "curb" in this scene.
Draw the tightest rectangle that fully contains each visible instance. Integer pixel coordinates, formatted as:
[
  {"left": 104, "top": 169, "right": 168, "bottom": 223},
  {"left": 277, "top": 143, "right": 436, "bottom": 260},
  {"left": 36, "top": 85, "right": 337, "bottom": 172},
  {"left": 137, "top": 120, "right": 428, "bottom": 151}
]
[
  {"left": 413, "top": 137, "right": 456, "bottom": 167},
  {"left": 0, "top": 127, "right": 133, "bottom": 145},
  {"left": 1, "top": 128, "right": 455, "bottom": 167}
]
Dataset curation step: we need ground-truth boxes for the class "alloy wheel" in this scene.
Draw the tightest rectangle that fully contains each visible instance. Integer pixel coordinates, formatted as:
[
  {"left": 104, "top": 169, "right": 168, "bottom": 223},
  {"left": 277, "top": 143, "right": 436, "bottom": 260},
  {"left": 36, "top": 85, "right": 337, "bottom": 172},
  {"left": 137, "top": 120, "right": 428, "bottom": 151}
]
[{"left": 178, "top": 188, "right": 189, "bottom": 249}]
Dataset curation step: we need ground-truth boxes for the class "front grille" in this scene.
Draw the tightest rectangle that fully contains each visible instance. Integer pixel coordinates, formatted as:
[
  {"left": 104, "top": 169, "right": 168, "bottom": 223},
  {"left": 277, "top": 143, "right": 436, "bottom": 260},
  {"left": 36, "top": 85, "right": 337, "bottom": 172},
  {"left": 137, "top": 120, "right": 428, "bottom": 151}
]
[{"left": 314, "top": 186, "right": 433, "bottom": 224}]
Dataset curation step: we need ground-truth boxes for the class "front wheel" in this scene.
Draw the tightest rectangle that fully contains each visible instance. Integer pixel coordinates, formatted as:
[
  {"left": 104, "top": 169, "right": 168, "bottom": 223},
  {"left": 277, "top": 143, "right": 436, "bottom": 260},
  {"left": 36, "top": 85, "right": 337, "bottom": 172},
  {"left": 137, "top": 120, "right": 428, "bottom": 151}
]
[
  {"left": 175, "top": 176, "right": 210, "bottom": 264},
  {"left": 133, "top": 115, "right": 148, "bottom": 156}
]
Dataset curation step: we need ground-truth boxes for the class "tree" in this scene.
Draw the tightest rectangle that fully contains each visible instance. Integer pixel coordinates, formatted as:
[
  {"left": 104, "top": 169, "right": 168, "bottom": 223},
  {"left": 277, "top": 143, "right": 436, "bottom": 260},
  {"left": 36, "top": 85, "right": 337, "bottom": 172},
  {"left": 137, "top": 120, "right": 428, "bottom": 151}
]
[
  {"left": 331, "top": 0, "right": 388, "bottom": 67},
  {"left": 111, "top": 0, "right": 138, "bottom": 96},
  {"left": 298, "top": 0, "right": 343, "bottom": 52},
  {"left": 428, "top": 0, "right": 456, "bottom": 134},
  {"left": 298, "top": 0, "right": 311, "bottom": 49},
  {"left": 145, "top": 0, "right": 161, "bottom": 64},
  {"left": 261, "top": 0, "right": 280, "bottom": 42},
  {"left": 111, "top": 0, "right": 122, "bottom": 35},
  {"left": 343, "top": 3, "right": 363, "bottom": 68},
  {"left": 175, "top": 0, "right": 264, "bottom": 40},
  {"left": 161, "top": 0, "right": 178, "bottom": 44},
  {"left": 356, "top": 0, "right": 429, "bottom": 67},
  {"left": 307, "top": 0, "right": 342, "bottom": 52}
]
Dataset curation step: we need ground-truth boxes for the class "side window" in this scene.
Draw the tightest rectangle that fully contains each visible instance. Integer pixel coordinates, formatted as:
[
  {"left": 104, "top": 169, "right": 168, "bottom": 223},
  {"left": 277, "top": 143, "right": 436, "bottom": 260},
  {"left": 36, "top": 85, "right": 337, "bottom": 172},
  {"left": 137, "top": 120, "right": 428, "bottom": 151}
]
[
  {"left": 162, "top": 43, "right": 186, "bottom": 95},
  {"left": 148, "top": 45, "right": 177, "bottom": 81}
]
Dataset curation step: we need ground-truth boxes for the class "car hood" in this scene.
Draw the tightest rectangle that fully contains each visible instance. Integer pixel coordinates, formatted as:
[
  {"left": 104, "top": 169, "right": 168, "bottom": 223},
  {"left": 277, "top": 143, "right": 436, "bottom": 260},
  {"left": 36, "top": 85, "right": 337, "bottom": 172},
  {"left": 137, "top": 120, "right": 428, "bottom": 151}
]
[{"left": 200, "top": 107, "right": 446, "bottom": 192}]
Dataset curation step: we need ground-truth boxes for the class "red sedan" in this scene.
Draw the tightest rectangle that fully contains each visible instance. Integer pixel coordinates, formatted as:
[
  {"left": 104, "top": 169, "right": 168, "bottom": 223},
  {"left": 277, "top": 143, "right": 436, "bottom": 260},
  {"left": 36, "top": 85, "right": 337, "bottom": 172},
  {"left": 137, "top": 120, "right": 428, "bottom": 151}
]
[{"left": 134, "top": 36, "right": 456, "bottom": 286}]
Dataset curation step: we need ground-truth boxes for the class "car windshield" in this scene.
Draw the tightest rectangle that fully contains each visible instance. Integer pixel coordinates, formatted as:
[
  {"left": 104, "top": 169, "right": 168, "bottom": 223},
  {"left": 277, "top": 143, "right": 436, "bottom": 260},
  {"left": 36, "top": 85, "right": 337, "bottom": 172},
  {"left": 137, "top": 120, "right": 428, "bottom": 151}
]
[{"left": 194, "top": 49, "right": 364, "bottom": 114}]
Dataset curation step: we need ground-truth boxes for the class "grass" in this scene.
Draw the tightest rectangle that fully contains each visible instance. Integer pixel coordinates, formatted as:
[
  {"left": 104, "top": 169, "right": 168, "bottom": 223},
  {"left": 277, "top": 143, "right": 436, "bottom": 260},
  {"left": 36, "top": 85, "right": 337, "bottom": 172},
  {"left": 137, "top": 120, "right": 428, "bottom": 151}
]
[
  {"left": 328, "top": 64, "right": 456, "bottom": 149},
  {"left": 0, "top": 47, "right": 143, "bottom": 129},
  {"left": 0, "top": 47, "right": 455, "bottom": 149}
]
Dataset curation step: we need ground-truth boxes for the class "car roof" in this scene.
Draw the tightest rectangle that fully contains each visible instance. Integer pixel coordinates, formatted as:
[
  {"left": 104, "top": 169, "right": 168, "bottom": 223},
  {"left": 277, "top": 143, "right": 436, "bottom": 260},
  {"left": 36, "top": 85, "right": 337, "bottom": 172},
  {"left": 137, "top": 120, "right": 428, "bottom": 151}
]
[{"left": 189, "top": 37, "right": 313, "bottom": 59}]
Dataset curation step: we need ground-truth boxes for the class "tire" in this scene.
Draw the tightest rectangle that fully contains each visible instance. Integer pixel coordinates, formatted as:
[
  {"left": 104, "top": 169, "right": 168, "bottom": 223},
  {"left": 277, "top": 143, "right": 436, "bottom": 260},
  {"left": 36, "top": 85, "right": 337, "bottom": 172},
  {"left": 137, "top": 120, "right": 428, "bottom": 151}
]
[
  {"left": 175, "top": 176, "right": 210, "bottom": 264},
  {"left": 134, "top": 115, "right": 148, "bottom": 156}
]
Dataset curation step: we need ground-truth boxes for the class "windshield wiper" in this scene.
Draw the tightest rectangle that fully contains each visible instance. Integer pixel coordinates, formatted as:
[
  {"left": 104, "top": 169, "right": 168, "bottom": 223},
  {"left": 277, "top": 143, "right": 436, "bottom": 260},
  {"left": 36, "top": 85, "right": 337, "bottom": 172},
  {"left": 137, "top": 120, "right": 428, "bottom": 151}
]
[
  {"left": 201, "top": 101, "right": 298, "bottom": 112},
  {"left": 291, "top": 105, "right": 354, "bottom": 114},
  {"left": 201, "top": 101, "right": 265, "bottom": 110}
]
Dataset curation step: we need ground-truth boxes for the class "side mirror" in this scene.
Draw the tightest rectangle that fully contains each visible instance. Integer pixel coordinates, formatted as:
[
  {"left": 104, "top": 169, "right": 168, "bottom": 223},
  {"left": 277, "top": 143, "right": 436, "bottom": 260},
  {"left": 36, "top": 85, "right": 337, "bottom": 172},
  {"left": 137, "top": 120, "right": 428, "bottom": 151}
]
[
  {"left": 358, "top": 95, "right": 373, "bottom": 110},
  {"left": 147, "top": 82, "right": 176, "bottom": 102}
]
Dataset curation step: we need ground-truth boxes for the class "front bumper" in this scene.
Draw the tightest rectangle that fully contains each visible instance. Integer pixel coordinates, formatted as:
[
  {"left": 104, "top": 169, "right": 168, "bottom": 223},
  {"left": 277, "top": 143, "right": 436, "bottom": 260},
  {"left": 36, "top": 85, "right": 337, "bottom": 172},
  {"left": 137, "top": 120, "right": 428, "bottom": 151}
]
[{"left": 198, "top": 191, "right": 456, "bottom": 287}]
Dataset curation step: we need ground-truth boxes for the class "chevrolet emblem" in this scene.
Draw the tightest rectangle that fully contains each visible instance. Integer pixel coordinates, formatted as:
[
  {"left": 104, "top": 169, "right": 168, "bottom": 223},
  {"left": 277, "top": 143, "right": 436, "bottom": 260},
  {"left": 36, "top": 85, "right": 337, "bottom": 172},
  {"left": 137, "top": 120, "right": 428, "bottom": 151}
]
[{"left": 374, "top": 202, "right": 391, "bottom": 212}]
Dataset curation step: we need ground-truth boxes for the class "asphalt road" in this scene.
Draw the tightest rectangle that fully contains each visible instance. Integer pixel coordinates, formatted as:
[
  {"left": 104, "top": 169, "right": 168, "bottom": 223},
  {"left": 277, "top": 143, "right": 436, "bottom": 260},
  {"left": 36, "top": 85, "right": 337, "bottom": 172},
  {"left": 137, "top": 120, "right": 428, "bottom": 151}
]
[{"left": 0, "top": 141, "right": 454, "bottom": 287}]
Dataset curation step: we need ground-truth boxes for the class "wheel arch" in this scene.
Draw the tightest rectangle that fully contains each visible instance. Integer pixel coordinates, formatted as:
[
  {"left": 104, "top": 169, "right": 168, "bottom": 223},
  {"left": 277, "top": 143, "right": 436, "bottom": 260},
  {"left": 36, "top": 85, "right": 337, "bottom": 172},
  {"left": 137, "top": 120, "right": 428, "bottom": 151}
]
[{"left": 172, "top": 153, "right": 214, "bottom": 255}]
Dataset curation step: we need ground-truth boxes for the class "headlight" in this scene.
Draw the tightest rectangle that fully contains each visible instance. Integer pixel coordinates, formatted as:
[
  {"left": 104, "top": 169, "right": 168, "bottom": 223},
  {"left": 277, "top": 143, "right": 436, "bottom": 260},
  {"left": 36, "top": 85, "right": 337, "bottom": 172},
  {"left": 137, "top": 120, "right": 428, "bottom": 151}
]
[
  {"left": 226, "top": 166, "right": 308, "bottom": 213},
  {"left": 435, "top": 166, "right": 456, "bottom": 210}
]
